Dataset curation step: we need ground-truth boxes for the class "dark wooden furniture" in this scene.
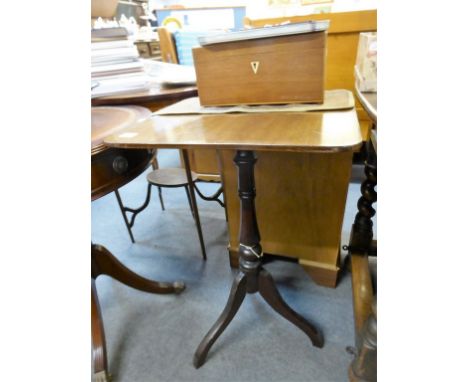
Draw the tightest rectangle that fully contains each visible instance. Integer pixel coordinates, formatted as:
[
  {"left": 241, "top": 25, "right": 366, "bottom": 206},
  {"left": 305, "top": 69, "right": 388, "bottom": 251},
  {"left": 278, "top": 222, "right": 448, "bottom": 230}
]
[
  {"left": 91, "top": 106, "right": 186, "bottom": 382},
  {"left": 146, "top": 11, "right": 377, "bottom": 287},
  {"left": 91, "top": 245, "right": 184, "bottom": 382},
  {"left": 104, "top": 107, "right": 362, "bottom": 367},
  {"left": 348, "top": 87, "right": 377, "bottom": 382}
]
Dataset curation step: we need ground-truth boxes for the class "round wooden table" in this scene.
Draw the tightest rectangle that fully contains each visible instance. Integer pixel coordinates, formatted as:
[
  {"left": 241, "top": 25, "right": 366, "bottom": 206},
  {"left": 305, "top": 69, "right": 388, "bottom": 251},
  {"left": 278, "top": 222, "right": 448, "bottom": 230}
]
[
  {"left": 92, "top": 82, "right": 197, "bottom": 110},
  {"left": 91, "top": 105, "right": 186, "bottom": 382}
]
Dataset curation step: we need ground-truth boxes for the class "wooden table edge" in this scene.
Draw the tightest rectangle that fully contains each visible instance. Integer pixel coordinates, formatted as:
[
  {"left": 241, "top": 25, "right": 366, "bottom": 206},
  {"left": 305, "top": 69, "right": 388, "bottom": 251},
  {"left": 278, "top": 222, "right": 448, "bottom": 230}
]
[{"left": 103, "top": 141, "right": 363, "bottom": 153}]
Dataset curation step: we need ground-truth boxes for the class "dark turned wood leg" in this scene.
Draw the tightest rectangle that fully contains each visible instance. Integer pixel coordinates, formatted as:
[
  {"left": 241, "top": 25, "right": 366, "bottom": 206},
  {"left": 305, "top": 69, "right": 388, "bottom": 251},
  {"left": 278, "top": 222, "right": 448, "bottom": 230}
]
[
  {"left": 258, "top": 269, "right": 324, "bottom": 347},
  {"left": 182, "top": 149, "right": 207, "bottom": 260},
  {"left": 193, "top": 150, "right": 323, "bottom": 368},
  {"left": 92, "top": 279, "right": 110, "bottom": 382},
  {"left": 348, "top": 139, "right": 377, "bottom": 254},
  {"left": 193, "top": 273, "right": 248, "bottom": 368},
  {"left": 92, "top": 244, "right": 185, "bottom": 294}
]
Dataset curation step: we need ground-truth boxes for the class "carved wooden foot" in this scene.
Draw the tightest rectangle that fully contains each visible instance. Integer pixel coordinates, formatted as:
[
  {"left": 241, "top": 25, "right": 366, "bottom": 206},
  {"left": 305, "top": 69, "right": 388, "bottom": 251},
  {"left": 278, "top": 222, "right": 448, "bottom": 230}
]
[
  {"left": 92, "top": 279, "right": 110, "bottom": 382},
  {"left": 258, "top": 269, "right": 324, "bottom": 347},
  {"left": 193, "top": 273, "right": 248, "bottom": 368},
  {"left": 92, "top": 244, "right": 185, "bottom": 294}
]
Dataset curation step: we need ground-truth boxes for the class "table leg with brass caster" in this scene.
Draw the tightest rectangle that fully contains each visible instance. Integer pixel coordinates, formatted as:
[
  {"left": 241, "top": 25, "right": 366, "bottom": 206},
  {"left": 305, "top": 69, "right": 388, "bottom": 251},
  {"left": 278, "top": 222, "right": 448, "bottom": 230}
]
[{"left": 91, "top": 243, "right": 185, "bottom": 380}]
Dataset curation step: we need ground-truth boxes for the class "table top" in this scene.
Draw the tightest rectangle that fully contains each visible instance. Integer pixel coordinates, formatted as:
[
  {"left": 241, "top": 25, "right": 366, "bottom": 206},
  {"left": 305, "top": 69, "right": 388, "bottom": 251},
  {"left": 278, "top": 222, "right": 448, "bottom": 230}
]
[
  {"left": 91, "top": 105, "right": 152, "bottom": 155},
  {"left": 92, "top": 84, "right": 198, "bottom": 106},
  {"left": 104, "top": 109, "right": 362, "bottom": 153}
]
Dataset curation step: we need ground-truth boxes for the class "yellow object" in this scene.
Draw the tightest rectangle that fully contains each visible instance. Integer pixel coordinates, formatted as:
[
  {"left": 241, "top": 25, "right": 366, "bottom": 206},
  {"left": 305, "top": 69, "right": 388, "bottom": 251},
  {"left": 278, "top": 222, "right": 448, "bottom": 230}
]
[{"left": 161, "top": 16, "right": 182, "bottom": 31}]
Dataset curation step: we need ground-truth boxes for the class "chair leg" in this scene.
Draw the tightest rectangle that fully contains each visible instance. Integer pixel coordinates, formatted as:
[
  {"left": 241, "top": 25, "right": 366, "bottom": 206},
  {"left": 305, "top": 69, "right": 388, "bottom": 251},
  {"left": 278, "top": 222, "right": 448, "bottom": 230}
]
[
  {"left": 182, "top": 149, "right": 207, "bottom": 260},
  {"left": 157, "top": 186, "right": 165, "bottom": 211},
  {"left": 115, "top": 190, "right": 135, "bottom": 243},
  {"left": 184, "top": 185, "right": 195, "bottom": 218}
]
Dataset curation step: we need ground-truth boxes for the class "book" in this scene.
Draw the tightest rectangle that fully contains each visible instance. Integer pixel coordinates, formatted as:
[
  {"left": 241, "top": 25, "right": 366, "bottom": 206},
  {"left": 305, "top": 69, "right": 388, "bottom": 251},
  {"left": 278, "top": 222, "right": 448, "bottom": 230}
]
[
  {"left": 91, "top": 40, "right": 135, "bottom": 51},
  {"left": 91, "top": 27, "right": 128, "bottom": 41},
  {"left": 91, "top": 61, "right": 145, "bottom": 78},
  {"left": 91, "top": 73, "right": 151, "bottom": 97},
  {"left": 91, "top": 46, "right": 140, "bottom": 65}
]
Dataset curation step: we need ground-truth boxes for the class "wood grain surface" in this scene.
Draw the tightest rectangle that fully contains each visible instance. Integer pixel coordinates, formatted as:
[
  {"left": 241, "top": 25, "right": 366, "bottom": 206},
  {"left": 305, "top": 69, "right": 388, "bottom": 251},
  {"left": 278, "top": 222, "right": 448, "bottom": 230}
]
[
  {"left": 220, "top": 149, "right": 354, "bottom": 287},
  {"left": 244, "top": 10, "right": 377, "bottom": 141},
  {"left": 104, "top": 110, "right": 362, "bottom": 153},
  {"left": 193, "top": 32, "right": 326, "bottom": 106},
  {"left": 104, "top": 109, "right": 361, "bottom": 287}
]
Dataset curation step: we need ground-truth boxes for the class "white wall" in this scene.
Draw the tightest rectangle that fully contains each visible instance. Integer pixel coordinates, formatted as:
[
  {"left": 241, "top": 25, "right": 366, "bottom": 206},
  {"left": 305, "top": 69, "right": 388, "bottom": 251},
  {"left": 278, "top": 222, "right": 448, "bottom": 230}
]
[{"left": 149, "top": 0, "right": 377, "bottom": 18}]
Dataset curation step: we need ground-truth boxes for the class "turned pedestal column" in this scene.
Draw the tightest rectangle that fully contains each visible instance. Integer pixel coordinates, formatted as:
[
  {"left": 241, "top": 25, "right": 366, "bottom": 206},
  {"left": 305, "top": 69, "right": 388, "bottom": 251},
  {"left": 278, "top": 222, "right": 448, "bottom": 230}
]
[{"left": 193, "top": 150, "right": 324, "bottom": 368}]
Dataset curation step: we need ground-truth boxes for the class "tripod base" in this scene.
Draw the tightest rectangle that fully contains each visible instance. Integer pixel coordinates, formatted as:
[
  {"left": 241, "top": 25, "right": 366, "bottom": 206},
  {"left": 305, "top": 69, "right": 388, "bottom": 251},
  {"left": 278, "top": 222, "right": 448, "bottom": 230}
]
[
  {"left": 193, "top": 150, "right": 324, "bottom": 368},
  {"left": 193, "top": 266, "right": 323, "bottom": 368}
]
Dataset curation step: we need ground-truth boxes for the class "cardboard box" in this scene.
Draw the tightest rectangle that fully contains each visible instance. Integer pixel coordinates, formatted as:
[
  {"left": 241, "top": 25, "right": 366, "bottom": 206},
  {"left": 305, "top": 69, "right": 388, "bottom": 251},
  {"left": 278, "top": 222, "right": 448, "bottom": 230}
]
[{"left": 192, "top": 31, "right": 326, "bottom": 106}]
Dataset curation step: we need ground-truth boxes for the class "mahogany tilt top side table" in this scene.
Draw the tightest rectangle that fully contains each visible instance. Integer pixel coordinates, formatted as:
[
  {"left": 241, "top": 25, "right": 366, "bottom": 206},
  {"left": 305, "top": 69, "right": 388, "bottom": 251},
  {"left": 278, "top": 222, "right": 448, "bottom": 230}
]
[{"left": 104, "top": 108, "right": 362, "bottom": 368}]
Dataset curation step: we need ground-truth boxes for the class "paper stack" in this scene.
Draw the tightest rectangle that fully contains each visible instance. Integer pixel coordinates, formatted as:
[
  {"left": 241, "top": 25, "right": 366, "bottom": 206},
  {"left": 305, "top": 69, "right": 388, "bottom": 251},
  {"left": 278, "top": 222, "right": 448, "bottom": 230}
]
[{"left": 91, "top": 27, "right": 151, "bottom": 97}]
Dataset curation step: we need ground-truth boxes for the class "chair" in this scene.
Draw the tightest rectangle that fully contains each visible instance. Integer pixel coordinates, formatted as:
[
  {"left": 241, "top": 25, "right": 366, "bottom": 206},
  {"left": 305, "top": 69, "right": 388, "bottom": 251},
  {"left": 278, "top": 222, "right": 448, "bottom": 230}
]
[
  {"left": 115, "top": 150, "right": 207, "bottom": 260},
  {"left": 347, "top": 85, "right": 377, "bottom": 382},
  {"left": 147, "top": 168, "right": 206, "bottom": 260},
  {"left": 157, "top": 27, "right": 179, "bottom": 64}
]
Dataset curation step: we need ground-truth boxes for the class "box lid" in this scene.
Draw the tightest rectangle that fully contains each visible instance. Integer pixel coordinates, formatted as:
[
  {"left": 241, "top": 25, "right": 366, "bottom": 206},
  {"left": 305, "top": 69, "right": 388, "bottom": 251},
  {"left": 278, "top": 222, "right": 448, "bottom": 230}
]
[{"left": 198, "top": 21, "right": 329, "bottom": 46}]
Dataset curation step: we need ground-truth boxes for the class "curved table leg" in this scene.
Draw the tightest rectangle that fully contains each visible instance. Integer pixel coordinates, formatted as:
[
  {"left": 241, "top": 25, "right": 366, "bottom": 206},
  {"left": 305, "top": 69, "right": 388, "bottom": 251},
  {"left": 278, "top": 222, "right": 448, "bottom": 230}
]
[
  {"left": 258, "top": 269, "right": 324, "bottom": 347},
  {"left": 92, "top": 279, "right": 110, "bottom": 382},
  {"left": 193, "top": 273, "right": 248, "bottom": 369},
  {"left": 91, "top": 243, "right": 185, "bottom": 380},
  {"left": 92, "top": 244, "right": 185, "bottom": 294}
]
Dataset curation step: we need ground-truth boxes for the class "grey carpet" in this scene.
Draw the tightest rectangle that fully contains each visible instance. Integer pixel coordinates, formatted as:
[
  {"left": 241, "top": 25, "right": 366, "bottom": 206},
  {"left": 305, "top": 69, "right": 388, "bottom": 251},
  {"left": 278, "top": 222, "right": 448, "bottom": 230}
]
[{"left": 91, "top": 149, "right": 374, "bottom": 382}]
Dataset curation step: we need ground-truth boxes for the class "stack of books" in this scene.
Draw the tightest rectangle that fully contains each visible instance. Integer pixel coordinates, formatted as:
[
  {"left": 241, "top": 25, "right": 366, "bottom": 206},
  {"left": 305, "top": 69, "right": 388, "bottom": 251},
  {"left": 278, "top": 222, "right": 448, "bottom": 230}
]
[{"left": 91, "top": 27, "right": 151, "bottom": 97}]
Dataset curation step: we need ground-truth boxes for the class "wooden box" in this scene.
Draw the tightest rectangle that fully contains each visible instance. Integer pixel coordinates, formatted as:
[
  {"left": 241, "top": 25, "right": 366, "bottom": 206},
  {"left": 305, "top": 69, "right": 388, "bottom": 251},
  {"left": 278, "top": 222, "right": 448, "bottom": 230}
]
[{"left": 192, "top": 31, "right": 326, "bottom": 106}]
